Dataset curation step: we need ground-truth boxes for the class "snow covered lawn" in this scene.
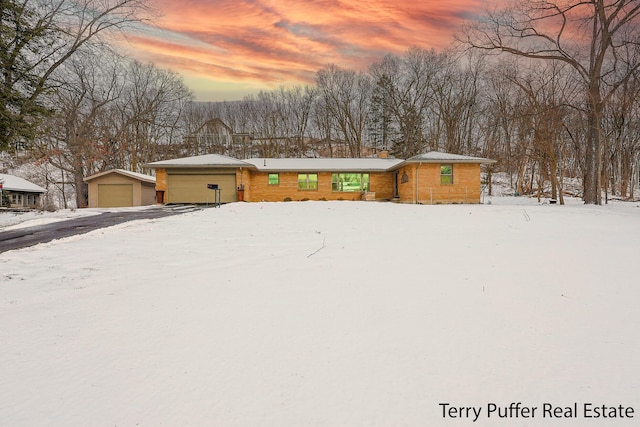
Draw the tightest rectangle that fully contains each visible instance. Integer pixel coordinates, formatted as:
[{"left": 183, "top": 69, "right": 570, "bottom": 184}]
[{"left": 1, "top": 198, "right": 639, "bottom": 426}]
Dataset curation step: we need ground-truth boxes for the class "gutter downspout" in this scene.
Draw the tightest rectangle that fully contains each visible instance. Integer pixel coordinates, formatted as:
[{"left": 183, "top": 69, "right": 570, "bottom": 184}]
[{"left": 415, "top": 163, "right": 421, "bottom": 204}]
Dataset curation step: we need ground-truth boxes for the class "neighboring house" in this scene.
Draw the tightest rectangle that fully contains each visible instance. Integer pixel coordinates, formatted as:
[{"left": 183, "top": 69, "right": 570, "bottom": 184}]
[
  {"left": 0, "top": 173, "right": 46, "bottom": 208},
  {"left": 83, "top": 169, "right": 156, "bottom": 208},
  {"left": 145, "top": 151, "right": 496, "bottom": 204},
  {"left": 182, "top": 118, "right": 254, "bottom": 159}
]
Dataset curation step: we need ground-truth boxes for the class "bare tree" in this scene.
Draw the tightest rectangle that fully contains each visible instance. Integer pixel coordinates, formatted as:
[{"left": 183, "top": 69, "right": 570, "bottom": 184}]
[
  {"left": 36, "top": 49, "right": 192, "bottom": 208},
  {"left": 120, "top": 60, "right": 194, "bottom": 171},
  {"left": 316, "top": 64, "right": 372, "bottom": 157},
  {"left": 461, "top": 0, "right": 640, "bottom": 204},
  {"left": 0, "top": 0, "right": 153, "bottom": 152},
  {"left": 431, "top": 52, "right": 484, "bottom": 156},
  {"left": 36, "top": 48, "right": 126, "bottom": 207},
  {"left": 482, "top": 60, "right": 522, "bottom": 188},
  {"left": 510, "top": 61, "right": 581, "bottom": 203},
  {"left": 602, "top": 70, "right": 640, "bottom": 199}
]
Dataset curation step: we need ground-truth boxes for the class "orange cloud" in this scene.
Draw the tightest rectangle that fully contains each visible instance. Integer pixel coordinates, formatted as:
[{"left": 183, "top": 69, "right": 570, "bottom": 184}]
[{"left": 124, "top": 0, "right": 488, "bottom": 100}]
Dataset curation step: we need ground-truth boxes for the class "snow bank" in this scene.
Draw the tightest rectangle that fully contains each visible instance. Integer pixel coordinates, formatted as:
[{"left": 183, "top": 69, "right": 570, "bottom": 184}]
[{"left": 0, "top": 209, "right": 101, "bottom": 230}]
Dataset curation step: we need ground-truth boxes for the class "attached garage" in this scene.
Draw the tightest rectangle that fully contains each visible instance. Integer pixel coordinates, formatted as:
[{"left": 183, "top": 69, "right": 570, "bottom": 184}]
[
  {"left": 84, "top": 169, "right": 156, "bottom": 208},
  {"left": 145, "top": 154, "right": 251, "bottom": 205},
  {"left": 167, "top": 172, "right": 237, "bottom": 204}
]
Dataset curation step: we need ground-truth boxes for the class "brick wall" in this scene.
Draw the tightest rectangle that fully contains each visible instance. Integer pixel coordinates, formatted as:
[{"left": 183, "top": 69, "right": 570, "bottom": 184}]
[
  {"left": 154, "top": 163, "right": 484, "bottom": 204},
  {"left": 155, "top": 169, "right": 167, "bottom": 203},
  {"left": 246, "top": 171, "right": 393, "bottom": 202},
  {"left": 396, "top": 163, "right": 482, "bottom": 204}
]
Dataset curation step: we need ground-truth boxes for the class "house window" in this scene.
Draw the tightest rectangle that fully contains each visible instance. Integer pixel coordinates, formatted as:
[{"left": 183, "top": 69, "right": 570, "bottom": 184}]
[
  {"left": 298, "top": 173, "right": 318, "bottom": 190},
  {"left": 331, "top": 173, "right": 370, "bottom": 192},
  {"left": 268, "top": 173, "right": 279, "bottom": 185},
  {"left": 12, "top": 193, "right": 23, "bottom": 206},
  {"left": 441, "top": 164, "right": 453, "bottom": 184}
]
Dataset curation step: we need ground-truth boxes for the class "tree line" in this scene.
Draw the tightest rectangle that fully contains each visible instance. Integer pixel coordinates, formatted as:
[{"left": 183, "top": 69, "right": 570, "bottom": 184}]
[{"left": 2, "top": 0, "right": 639, "bottom": 207}]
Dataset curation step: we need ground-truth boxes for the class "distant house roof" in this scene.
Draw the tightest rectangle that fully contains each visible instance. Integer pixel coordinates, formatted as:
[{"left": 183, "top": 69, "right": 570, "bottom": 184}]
[
  {"left": 193, "top": 118, "right": 233, "bottom": 135},
  {"left": 83, "top": 169, "right": 156, "bottom": 184},
  {"left": 404, "top": 151, "right": 496, "bottom": 164},
  {"left": 0, "top": 173, "right": 46, "bottom": 193},
  {"left": 243, "top": 158, "right": 404, "bottom": 172},
  {"left": 145, "top": 154, "right": 252, "bottom": 168}
]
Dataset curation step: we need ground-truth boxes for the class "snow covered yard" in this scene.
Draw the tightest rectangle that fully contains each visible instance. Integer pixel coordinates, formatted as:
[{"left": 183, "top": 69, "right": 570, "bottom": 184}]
[{"left": 1, "top": 198, "right": 639, "bottom": 426}]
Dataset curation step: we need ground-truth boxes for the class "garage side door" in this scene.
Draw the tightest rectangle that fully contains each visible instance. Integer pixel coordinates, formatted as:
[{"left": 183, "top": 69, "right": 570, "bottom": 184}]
[
  {"left": 167, "top": 174, "right": 236, "bottom": 204},
  {"left": 98, "top": 184, "right": 133, "bottom": 207}
]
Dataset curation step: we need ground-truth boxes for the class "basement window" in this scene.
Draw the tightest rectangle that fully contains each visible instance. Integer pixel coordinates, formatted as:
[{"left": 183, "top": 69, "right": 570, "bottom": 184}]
[
  {"left": 268, "top": 173, "right": 279, "bottom": 185},
  {"left": 441, "top": 164, "right": 453, "bottom": 184},
  {"left": 298, "top": 173, "right": 318, "bottom": 190},
  {"left": 331, "top": 173, "right": 370, "bottom": 192}
]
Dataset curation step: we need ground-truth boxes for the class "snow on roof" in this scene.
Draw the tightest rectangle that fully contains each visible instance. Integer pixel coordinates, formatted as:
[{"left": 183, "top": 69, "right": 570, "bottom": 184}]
[
  {"left": 405, "top": 151, "right": 496, "bottom": 164},
  {"left": 145, "top": 154, "right": 252, "bottom": 168},
  {"left": 84, "top": 169, "right": 156, "bottom": 184},
  {"left": 244, "top": 158, "right": 404, "bottom": 172},
  {"left": 0, "top": 173, "right": 46, "bottom": 193},
  {"left": 143, "top": 151, "right": 495, "bottom": 171}
]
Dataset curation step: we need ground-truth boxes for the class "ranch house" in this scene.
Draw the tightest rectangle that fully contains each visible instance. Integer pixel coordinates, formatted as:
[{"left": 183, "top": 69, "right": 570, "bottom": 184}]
[{"left": 145, "top": 151, "right": 495, "bottom": 205}]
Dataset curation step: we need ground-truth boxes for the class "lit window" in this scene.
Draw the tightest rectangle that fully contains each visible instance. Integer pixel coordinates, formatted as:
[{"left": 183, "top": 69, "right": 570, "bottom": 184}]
[
  {"left": 298, "top": 173, "right": 318, "bottom": 190},
  {"left": 268, "top": 173, "right": 279, "bottom": 185},
  {"left": 331, "top": 173, "right": 370, "bottom": 192},
  {"left": 441, "top": 164, "right": 453, "bottom": 184}
]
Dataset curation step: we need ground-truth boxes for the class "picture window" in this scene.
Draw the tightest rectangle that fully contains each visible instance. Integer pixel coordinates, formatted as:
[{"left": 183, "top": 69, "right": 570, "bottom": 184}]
[
  {"left": 331, "top": 173, "right": 370, "bottom": 192},
  {"left": 298, "top": 173, "right": 318, "bottom": 190}
]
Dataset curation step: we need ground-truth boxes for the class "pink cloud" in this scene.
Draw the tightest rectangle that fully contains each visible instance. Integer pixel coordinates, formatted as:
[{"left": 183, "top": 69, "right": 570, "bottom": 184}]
[{"left": 128, "top": 0, "right": 489, "bottom": 99}]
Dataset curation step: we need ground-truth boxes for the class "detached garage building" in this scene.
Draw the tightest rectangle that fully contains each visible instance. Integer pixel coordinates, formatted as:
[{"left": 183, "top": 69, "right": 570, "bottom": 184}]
[{"left": 84, "top": 169, "right": 156, "bottom": 208}]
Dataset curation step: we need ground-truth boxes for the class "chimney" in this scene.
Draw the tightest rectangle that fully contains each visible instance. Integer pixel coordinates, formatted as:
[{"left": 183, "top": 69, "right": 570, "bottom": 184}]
[{"left": 378, "top": 150, "right": 389, "bottom": 159}]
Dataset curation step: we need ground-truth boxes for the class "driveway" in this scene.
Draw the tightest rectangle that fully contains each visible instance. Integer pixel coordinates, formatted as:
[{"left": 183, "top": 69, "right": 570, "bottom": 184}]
[{"left": 0, "top": 205, "right": 201, "bottom": 253}]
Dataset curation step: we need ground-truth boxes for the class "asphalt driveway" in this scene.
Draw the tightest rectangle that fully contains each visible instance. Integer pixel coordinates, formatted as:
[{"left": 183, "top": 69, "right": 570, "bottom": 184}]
[{"left": 0, "top": 205, "right": 201, "bottom": 253}]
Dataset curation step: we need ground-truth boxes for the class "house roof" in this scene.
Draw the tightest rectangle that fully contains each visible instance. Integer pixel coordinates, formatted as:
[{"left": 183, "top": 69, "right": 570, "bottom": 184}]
[
  {"left": 404, "top": 151, "right": 496, "bottom": 164},
  {"left": 145, "top": 154, "right": 252, "bottom": 168},
  {"left": 244, "top": 158, "right": 404, "bottom": 172},
  {"left": 144, "top": 151, "right": 496, "bottom": 171},
  {"left": 83, "top": 169, "right": 156, "bottom": 184},
  {"left": 0, "top": 173, "right": 46, "bottom": 193}
]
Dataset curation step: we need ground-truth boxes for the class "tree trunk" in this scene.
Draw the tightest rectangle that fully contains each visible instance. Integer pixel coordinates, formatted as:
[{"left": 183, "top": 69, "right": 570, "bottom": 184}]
[
  {"left": 550, "top": 157, "right": 558, "bottom": 200},
  {"left": 583, "top": 92, "right": 604, "bottom": 204},
  {"left": 74, "top": 173, "right": 88, "bottom": 208}
]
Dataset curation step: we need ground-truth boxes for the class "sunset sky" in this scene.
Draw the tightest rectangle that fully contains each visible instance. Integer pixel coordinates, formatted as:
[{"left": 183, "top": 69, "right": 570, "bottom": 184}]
[{"left": 123, "top": 0, "right": 490, "bottom": 101}]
